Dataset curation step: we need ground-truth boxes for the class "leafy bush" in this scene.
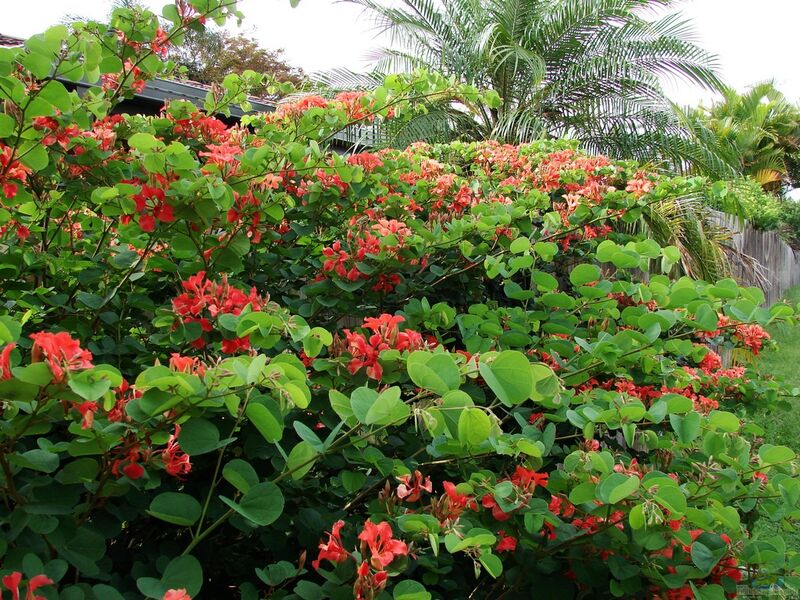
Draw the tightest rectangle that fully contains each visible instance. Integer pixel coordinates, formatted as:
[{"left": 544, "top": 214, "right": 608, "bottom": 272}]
[
  {"left": 0, "top": 3, "right": 799, "bottom": 600},
  {"left": 778, "top": 198, "right": 800, "bottom": 248},
  {"left": 706, "top": 179, "right": 784, "bottom": 231}
]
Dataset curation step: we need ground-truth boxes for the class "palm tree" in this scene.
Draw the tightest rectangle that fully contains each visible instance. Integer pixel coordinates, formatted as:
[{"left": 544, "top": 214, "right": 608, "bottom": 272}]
[
  {"left": 676, "top": 82, "right": 800, "bottom": 193},
  {"left": 345, "top": 0, "right": 724, "bottom": 160}
]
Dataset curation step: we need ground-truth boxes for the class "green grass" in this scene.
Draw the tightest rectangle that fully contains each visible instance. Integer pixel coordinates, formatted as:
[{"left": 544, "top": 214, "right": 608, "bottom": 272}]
[
  {"left": 752, "top": 285, "right": 800, "bottom": 447},
  {"left": 751, "top": 285, "right": 800, "bottom": 556}
]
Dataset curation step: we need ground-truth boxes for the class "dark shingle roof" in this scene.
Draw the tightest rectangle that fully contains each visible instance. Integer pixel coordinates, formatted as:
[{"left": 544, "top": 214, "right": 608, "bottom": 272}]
[{"left": 0, "top": 34, "right": 24, "bottom": 47}]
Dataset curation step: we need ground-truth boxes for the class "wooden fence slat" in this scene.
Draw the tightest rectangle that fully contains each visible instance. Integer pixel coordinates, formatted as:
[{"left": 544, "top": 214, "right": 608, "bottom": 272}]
[{"left": 708, "top": 210, "right": 800, "bottom": 306}]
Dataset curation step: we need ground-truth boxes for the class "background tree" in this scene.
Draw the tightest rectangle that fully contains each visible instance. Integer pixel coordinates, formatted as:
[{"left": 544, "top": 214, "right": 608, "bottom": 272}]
[
  {"left": 344, "top": 0, "right": 723, "bottom": 162},
  {"left": 677, "top": 82, "right": 800, "bottom": 193},
  {"left": 169, "top": 29, "right": 305, "bottom": 94}
]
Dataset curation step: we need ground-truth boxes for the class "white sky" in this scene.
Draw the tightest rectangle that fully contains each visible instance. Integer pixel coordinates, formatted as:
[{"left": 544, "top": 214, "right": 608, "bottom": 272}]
[{"left": 2, "top": 0, "right": 799, "bottom": 106}]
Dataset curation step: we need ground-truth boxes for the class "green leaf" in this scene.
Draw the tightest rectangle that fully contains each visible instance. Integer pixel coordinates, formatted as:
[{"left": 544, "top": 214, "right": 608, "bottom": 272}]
[
  {"left": 68, "top": 369, "right": 112, "bottom": 402},
  {"left": 478, "top": 552, "right": 503, "bottom": 579},
  {"left": 55, "top": 458, "right": 99, "bottom": 484},
  {"left": 341, "top": 470, "right": 367, "bottom": 493},
  {"left": 38, "top": 80, "right": 72, "bottom": 112},
  {"left": 147, "top": 493, "right": 202, "bottom": 527},
  {"left": 479, "top": 351, "right": 533, "bottom": 406},
  {"left": 629, "top": 504, "right": 646, "bottom": 529},
  {"left": 509, "top": 237, "right": 530, "bottom": 254},
  {"left": 708, "top": 411, "right": 740, "bottom": 433},
  {"left": 223, "top": 459, "right": 259, "bottom": 494},
  {"left": 759, "top": 444, "right": 796, "bottom": 465},
  {"left": 691, "top": 540, "right": 725, "bottom": 574},
  {"left": 246, "top": 401, "right": 283, "bottom": 443},
  {"left": 162, "top": 555, "right": 203, "bottom": 597},
  {"left": 406, "top": 351, "right": 461, "bottom": 395},
  {"left": 569, "top": 264, "right": 601, "bottom": 286},
  {"left": 596, "top": 473, "right": 640, "bottom": 504},
  {"left": 0, "top": 113, "right": 15, "bottom": 137},
  {"left": 127, "top": 132, "right": 163, "bottom": 151},
  {"left": 457, "top": 408, "right": 492, "bottom": 446},
  {"left": 286, "top": 440, "right": 317, "bottom": 480},
  {"left": 393, "top": 580, "right": 432, "bottom": 600},
  {"left": 0, "top": 316, "right": 21, "bottom": 344},
  {"left": 220, "top": 481, "right": 284, "bottom": 526},
  {"left": 350, "top": 386, "right": 379, "bottom": 424},
  {"left": 179, "top": 419, "right": 222, "bottom": 455},
  {"left": 365, "top": 386, "right": 410, "bottom": 425},
  {"left": 18, "top": 142, "right": 48, "bottom": 170},
  {"left": 670, "top": 412, "right": 701, "bottom": 445},
  {"left": 9, "top": 449, "right": 59, "bottom": 473}
]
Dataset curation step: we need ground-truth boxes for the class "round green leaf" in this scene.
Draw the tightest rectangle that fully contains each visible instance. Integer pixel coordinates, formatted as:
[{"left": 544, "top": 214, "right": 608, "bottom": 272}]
[
  {"left": 569, "top": 264, "right": 601, "bottom": 286},
  {"left": 478, "top": 351, "right": 533, "bottom": 406},
  {"left": 394, "top": 580, "right": 432, "bottom": 600},
  {"left": 147, "top": 492, "right": 202, "bottom": 527},
  {"left": 220, "top": 481, "right": 284, "bottom": 526},
  {"left": 178, "top": 418, "right": 220, "bottom": 455},
  {"left": 162, "top": 555, "right": 203, "bottom": 597},
  {"left": 457, "top": 408, "right": 491, "bottom": 446}
]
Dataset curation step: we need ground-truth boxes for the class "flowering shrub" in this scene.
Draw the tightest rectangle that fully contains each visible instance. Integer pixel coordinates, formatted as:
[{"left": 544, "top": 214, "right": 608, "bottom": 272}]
[{"left": 0, "top": 2, "right": 798, "bottom": 599}]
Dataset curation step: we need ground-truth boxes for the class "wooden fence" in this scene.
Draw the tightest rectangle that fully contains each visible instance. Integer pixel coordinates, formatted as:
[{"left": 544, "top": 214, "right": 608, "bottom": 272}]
[{"left": 709, "top": 210, "right": 800, "bottom": 306}]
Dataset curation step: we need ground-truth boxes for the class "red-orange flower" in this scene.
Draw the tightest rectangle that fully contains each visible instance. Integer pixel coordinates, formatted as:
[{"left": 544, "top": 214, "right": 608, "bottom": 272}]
[
  {"left": 161, "top": 425, "right": 191, "bottom": 478},
  {"left": 312, "top": 519, "right": 349, "bottom": 570},
  {"left": 496, "top": 530, "right": 517, "bottom": 552},
  {"left": 1, "top": 571, "right": 53, "bottom": 600},
  {"left": 29, "top": 331, "right": 93, "bottom": 383},
  {"left": 163, "top": 590, "right": 192, "bottom": 600},
  {"left": 357, "top": 520, "right": 408, "bottom": 569},
  {"left": 0, "top": 343, "right": 15, "bottom": 380}
]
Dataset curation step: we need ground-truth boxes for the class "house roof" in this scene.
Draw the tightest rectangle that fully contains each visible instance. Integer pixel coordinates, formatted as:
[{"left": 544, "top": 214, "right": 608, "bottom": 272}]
[
  {"left": 0, "top": 32, "right": 375, "bottom": 149},
  {"left": 0, "top": 34, "right": 24, "bottom": 47}
]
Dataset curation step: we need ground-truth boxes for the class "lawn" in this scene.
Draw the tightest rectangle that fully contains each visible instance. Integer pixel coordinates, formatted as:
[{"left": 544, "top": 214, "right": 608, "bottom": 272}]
[
  {"left": 753, "top": 285, "right": 800, "bottom": 447},
  {"left": 751, "top": 285, "right": 800, "bottom": 564}
]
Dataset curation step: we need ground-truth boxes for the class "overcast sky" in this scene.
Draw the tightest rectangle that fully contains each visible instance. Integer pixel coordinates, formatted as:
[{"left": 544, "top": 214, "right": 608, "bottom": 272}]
[{"left": 2, "top": 0, "right": 798, "bottom": 106}]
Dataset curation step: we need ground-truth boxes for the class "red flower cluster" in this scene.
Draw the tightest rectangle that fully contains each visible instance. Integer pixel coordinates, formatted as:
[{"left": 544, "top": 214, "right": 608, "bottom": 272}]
[
  {"left": 101, "top": 60, "right": 147, "bottom": 94},
  {"left": 128, "top": 182, "right": 174, "bottom": 232},
  {"left": 342, "top": 314, "right": 423, "bottom": 380},
  {"left": 33, "top": 116, "right": 79, "bottom": 148},
  {"left": 1, "top": 572, "right": 53, "bottom": 600},
  {"left": 162, "top": 590, "right": 191, "bottom": 600},
  {"left": 354, "top": 561, "right": 388, "bottom": 600},
  {"left": 358, "top": 520, "right": 408, "bottom": 569},
  {"left": 496, "top": 530, "right": 518, "bottom": 552},
  {"left": 698, "top": 348, "right": 722, "bottom": 373},
  {"left": 275, "top": 95, "right": 329, "bottom": 119},
  {"left": 734, "top": 323, "right": 770, "bottom": 356},
  {"left": 160, "top": 426, "right": 192, "bottom": 478},
  {"left": 169, "top": 353, "right": 207, "bottom": 377},
  {"left": 313, "top": 520, "right": 408, "bottom": 599},
  {"left": 199, "top": 141, "right": 243, "bottom": 175},
  {"left": 312, "top": 520, "right": 349, "bottom": 570},
  {"left": 321, "top": 216, "right": 415, "bottom": 292},
  {"left": 151, "top": 27, "right": 171, "bottom": 58},
  {"left": 438, "top": 481, "right": 477, "bottom": 524},
  {"left": 347, "top": 152, "right": 384, "bottom": 172},
  {"left": 0, "top": 343, "right": 14, "bottom": 380},
  {"left": 0, "top": 143, "right": 32, "bottom": 200},
  {"left": 481, "top": 466, "right": 548, "bottom": 521},
  {"left": 29, "top": 331, "right": 93, "bottom": 383},
  {"left": 110, "top": 439, "right": 147, "bottom": 480},
  {"left": 657, "top": 529, "right": 741, "bottom": 598},
  {"left": 701, "top": 315, "right": 771, "bottom": 356},
  {"left": 168, "top": 108, "right": 229, "bottom": 142},
  {"left": 172, "top": 271, "right": 266, "bottom": 353},
  {"left": 625, "top": 171, "right": 656, "bottom": 198}
]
